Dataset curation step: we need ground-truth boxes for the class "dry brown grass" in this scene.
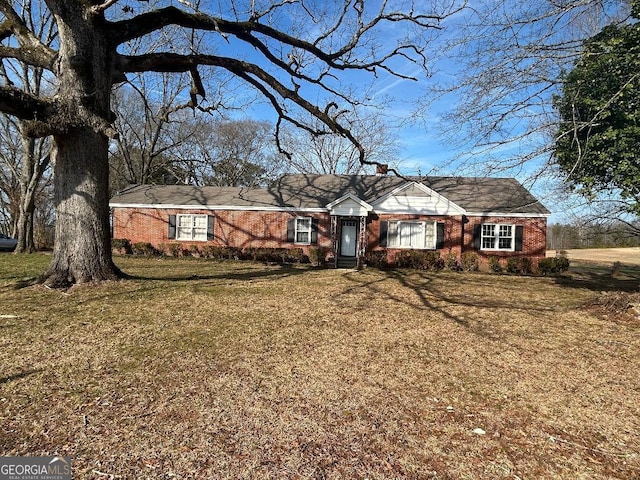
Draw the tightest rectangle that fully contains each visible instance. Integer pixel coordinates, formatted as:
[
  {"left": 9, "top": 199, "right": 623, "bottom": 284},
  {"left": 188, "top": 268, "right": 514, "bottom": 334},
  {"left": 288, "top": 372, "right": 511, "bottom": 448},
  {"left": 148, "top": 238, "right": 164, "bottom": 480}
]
[
  {"left": 1, "top": 254, "right": 639, "bottom": 479},
  {"left": 548, "top": 247, "right": 640, "bottom": 265}
]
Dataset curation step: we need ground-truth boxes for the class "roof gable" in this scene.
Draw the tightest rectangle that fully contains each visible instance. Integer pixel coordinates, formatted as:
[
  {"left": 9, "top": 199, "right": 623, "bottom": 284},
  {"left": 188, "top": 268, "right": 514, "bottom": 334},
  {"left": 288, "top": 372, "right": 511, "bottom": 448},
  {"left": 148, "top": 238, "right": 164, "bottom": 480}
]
[
  {"left": 372, "top": 181, "right": 466, "bottom": 215},
  {"left": 326, "top": 193, "right": 373, "bottom": 216},
  {"left": 396, "top": 182, "right": 432, "bottom": 197}
]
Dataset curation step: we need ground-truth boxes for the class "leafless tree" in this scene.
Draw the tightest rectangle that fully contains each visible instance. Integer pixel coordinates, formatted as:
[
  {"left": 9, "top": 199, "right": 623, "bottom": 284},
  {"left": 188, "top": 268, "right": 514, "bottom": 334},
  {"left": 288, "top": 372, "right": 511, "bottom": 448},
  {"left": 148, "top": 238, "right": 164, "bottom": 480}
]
[
  {"left": 109, "top": 72, "right": 211, "bottom": 192},
  {"left": 0, "top": 113, "right": 52, "bottom": 252},
  {"left": 0, "top": 116, "right": 21, "bottom": 235},
  {"left": 0, "top": 0, "right": 463, "bottom": 286},
  {"left": 280, "top": 111, "right": 400, "bottom": 175},
  {"left": 425, "top": 0, "right": 630, "bottom": 177},
  {"left": 0, "top": 0, "right": 54, "bottom": 252},
  {"left": 182, "top": 119, "right": 285, "bottom": 187},
  {"left": 108, "top": 26, "right": 245, "bottom": 193},
  {"left": 12, "top": 124, "right": 51, "bottom": 252},
  {"left": 0, "top": 117, "right": 52, "bottom": 250},
  {"left": 561, "top": 189, "right": 640, "bottom": 237}
]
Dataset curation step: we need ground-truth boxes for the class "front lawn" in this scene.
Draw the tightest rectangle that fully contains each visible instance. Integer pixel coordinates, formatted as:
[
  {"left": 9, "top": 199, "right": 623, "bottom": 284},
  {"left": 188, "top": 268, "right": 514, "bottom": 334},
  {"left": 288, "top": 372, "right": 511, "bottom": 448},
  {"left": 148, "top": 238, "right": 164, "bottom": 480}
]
[{"left": 0, "top": 254, "right": 638, "bottom": 479}]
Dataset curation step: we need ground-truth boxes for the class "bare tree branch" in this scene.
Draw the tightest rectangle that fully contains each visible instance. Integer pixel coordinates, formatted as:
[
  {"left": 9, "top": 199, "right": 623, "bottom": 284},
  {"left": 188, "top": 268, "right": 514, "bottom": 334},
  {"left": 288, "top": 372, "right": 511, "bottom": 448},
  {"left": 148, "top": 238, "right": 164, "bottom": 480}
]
[
  {"left": 90, "top": 0, "right": 120, "bottom": 16},
  {"left": 0, "top": 85, "right": 50, "bottom": 119},
  {"left": 0, "top": 86, "right": 118, "bottom": 138},
  {"left": 429, "top": 0, "right": 629, "bottom": 178},
  {"left": 110, "top": 2, "right": 451, "bottom": 91},
  {"left": 0, "top": 0, "right": 56, "bottom": 69},
  {"left": 120, "top": 51, "right": 364, "bottom": 156}
]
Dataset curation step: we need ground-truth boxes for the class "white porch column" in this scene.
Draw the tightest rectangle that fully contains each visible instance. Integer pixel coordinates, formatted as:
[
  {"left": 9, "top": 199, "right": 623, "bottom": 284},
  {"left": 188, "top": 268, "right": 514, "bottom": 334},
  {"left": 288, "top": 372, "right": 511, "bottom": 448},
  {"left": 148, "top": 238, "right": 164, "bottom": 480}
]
[
  {"left": 330, "top": 215, "right": 338, "bottom": 268},
  {"left": 357, "top": 215, "right": 367, "bottom": 267}
]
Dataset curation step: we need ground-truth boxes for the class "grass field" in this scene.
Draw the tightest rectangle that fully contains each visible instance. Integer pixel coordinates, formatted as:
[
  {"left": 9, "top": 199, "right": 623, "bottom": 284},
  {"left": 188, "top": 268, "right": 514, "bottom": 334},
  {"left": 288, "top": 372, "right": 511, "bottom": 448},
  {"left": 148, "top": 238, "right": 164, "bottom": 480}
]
[
  {"left": 548, "top": 247, "right": 640, "bottom": 265},
  {"left": 0, "top": 253, "right": 639, "bottom": 479}
]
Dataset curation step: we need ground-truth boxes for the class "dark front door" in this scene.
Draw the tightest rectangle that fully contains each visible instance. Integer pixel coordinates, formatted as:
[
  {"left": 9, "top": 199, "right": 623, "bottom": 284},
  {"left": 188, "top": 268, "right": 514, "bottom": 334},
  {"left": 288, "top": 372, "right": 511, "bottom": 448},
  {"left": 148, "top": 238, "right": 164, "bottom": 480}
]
[{"left": 340, "top": 220, "right": 358, "bottom": 257}]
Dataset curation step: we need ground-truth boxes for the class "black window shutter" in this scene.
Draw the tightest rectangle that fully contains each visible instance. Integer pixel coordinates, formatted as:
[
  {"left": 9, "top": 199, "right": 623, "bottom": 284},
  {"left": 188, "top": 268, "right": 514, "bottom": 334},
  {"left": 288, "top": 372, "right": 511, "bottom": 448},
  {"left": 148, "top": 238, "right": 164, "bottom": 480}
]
[
  {"left": 379, "top": 221, "right": 388, "bottom": 247},
  {"left": 168, "top": 215, "right": 176, "bottom": 239},
  {"left": 515, "top": 225, "right": 524, "bottom": 251},
  {"left": 310, "top": 218, "right": 319, "bottom": 244},
  {"left": 436, "top": 222, "right": 445, "bottom": 249},
  {"left": 473, "top": 224, "right": 481, "bottom": 250},
  {"left": 286, "top": 218, "right": 296, "bottom": 242},
  {"left": 207, "top": 215, "right": 215, "bottom": 241}
]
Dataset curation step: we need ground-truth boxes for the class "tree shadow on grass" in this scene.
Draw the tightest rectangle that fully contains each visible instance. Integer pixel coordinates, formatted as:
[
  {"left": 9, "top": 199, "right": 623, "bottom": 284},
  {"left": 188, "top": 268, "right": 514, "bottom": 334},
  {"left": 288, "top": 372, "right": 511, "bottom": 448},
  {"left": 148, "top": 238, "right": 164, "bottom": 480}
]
[
  {"left": 336, "top": 269, "right": 556, "bottom": 339},
  {"left": 0, "top": 369, "right": 42, "bottom": 386},
  {"left": 554, "top": 262, "right": 640, "bottom": 293},
  {"left": 123, "top": 262, "right": 313, "bottom": 284},
  {"left": 64, "top": 262, "right": 316, "bottom": 305},
  {"left": 0, "top": 277, "right": 39, "bottom": 290},
  {"left": 1, "top": 262, "right": 316, "bottom": 309},
  {"left": 336, "top": 264, "right": 639, "bottom": 344}
]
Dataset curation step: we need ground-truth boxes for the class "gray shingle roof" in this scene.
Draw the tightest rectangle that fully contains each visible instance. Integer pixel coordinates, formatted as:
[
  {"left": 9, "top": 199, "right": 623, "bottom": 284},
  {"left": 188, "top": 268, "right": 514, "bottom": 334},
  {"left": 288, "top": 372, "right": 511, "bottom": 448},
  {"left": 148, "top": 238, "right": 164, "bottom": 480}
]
[
  {"left": 422, "top": 176, "right": 550, "bottom": 215},
  {"left": 110, "top": 174, "right": 550, "bottom": 215}
]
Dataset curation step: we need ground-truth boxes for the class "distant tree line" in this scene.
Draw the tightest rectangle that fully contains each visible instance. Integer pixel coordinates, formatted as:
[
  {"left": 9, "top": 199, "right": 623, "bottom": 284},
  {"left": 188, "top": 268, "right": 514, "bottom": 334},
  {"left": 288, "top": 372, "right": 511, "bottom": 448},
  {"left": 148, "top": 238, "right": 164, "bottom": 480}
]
[{"left": 548, "top": 221, "right": 640, "bottom": 250}]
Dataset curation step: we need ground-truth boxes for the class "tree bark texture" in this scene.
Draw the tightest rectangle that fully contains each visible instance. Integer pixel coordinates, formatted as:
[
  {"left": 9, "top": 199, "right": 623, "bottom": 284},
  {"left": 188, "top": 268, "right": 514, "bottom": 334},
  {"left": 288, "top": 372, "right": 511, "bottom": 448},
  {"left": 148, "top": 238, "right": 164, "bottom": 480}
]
[
  {"left": 38, "top": 4, "right": 121, "bottom": 285},
  {"left": 40, "top": 129, "right": 120, "bottom": 286},
  {"left": 15, "top": 200, "right": 35, "bottom": 253}
]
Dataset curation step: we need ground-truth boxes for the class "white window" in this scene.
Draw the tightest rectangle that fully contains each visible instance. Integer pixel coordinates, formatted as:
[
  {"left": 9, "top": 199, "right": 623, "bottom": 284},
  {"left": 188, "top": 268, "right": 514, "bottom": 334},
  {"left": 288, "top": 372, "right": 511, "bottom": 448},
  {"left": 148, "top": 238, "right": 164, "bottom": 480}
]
[
  {"left": 295, "top": 217, "right": 312, "bottom": 244},
  {"left": 481, "top": 223, "right": 514, "bottom": 251},
  {"left": 388, "top": 221, "right": 436, "bottom": 249},
  {"left": 177, "top": 214, "right": 208, "bottom": 241}
]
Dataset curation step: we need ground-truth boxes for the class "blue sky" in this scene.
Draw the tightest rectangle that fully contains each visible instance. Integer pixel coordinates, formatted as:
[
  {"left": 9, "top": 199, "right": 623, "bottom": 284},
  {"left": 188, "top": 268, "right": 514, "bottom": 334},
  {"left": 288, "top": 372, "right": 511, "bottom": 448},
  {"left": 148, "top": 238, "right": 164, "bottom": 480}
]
[{"left": 191, "top": 1, "right": 466, "bottom": 174}]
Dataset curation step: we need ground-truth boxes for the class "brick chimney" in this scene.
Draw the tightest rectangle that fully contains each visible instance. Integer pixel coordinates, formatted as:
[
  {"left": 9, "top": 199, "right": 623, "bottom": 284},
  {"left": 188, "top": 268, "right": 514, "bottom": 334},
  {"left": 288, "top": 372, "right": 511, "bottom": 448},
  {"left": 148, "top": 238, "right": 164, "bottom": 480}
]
[{"left": 375, "top": 164, "right": 388, "bottom": 175}]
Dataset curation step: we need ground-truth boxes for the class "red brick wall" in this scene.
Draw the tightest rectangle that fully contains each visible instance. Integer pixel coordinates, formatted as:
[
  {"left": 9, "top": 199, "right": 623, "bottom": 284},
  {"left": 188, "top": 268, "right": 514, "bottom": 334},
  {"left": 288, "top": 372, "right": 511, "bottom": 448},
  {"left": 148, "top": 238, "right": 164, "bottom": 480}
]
[
  {"left": 463, "top": 217, "right": 547, "bottom": 258},
  {"left": 367, "top": 214, "right": 465, "bottom": 264},
  {"left": 112, "top": 208, "right": 547, "bottom": 259},
  {"left": 365, "top": 215, "right": 546, "bottom": 264},
  {"left": 112, "top": 207, "right": 332, "bottom": 254},
  {"left": 462, "top": 217, "right": 547, "bottom": 258}
]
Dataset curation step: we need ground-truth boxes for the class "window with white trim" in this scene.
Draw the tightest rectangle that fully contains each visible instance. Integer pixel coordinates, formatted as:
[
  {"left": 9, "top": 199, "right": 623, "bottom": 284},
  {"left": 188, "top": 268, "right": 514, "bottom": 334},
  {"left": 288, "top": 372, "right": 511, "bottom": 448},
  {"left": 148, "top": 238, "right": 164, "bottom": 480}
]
[
  {"left": 176, "top": 214, "right": 208, "bottom": 241},
  {"left": 387, "top": 220, "right": 436, "bottom": 249},
  {"left": 481, "top": 223, "right": 515, "bottom": 251},
  {"left": 295, "top": 217, "right": 312, "bottom": 244}
]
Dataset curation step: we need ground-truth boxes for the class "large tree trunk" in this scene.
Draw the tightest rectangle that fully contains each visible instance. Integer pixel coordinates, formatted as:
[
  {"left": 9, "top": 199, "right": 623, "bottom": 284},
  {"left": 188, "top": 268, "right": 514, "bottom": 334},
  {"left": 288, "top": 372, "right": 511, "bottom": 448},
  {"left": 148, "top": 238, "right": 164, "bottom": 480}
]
[
  {"left": 38, "top": 5, "right": 121, "bottom": 287},
  {"left": 40, "top": 130, "right": 121, "bottom": 287}
]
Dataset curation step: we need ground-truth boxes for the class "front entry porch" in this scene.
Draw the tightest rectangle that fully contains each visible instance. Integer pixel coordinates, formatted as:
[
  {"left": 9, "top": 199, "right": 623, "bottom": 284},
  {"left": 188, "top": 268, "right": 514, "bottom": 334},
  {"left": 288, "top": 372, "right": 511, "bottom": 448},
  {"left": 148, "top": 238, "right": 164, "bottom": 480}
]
[
  {"left": 326, "top": 193, "right": 373, "bottom": 269},
  {"left": 331, "top": 215, "right": 368, "bottom": 268}
]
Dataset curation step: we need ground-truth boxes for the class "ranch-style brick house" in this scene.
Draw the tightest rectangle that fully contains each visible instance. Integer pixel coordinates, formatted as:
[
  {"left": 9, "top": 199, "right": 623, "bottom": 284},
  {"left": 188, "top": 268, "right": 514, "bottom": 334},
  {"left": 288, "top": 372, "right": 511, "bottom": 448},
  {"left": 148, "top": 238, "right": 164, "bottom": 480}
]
[{"left": 109, "top": 173, "right": 550, "bottom": 268}]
